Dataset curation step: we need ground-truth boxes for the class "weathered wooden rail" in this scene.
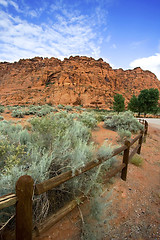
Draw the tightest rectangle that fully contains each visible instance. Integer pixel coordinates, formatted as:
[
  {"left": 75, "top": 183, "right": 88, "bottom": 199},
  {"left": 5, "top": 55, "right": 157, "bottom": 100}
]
[{"left": 0, "top": 120, "right": 148, "bottom": 240}]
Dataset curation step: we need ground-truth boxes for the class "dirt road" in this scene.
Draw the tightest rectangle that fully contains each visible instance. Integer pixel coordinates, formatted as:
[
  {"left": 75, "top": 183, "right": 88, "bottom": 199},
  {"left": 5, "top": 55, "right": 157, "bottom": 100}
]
[{"left": 139, "top": 118, "right": 160, "bottom": 130}]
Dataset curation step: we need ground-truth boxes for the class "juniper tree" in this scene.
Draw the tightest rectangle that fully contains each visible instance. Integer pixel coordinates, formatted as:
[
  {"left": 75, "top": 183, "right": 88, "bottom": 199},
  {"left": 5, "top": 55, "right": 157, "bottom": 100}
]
[
  {"left": 138, "top": 88, "right": 159, "bottom": 116},
  {"left": 113, "top": 93, "right": 125, "bottom": 113},
  {"left": 128, "top": 95, "right": 139, "bottom": 113}
]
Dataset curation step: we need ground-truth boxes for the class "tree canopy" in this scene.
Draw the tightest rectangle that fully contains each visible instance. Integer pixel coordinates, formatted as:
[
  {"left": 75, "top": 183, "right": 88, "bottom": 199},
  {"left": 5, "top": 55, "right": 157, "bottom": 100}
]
[
  {"left": 128, "top": 95, "right": 139, "bottom": 113},
  {"left": 113, "top": 93, "right": 125, "bottom": 113},
  {"left": 128, "top": 88, "right": 159, "bottom": 115}
]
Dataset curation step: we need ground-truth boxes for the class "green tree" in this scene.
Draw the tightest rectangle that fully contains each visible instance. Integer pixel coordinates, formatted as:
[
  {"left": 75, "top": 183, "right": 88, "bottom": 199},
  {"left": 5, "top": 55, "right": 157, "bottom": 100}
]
[
  {"left": 113, "top": 94, "right": 125, "bottom": 113},
  {"left": 138, "top": 88, "right": 159, "bottom": 116},
  {"left": 148, "top": 88, "right": 159, "bottom": 113},
  {"left": 128, "top": 95, "right": 139, "bottom": 112}
]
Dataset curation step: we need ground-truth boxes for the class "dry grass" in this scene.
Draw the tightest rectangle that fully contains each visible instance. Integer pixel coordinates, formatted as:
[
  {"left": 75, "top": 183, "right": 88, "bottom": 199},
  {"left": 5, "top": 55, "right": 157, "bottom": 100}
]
[{"left": 130, "top": 154, "right": 143, "bottom": 166}]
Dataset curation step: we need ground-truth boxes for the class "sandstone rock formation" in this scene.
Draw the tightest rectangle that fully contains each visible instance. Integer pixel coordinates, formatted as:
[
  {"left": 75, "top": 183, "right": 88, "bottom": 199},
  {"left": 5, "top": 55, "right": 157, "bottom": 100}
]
[{"left": 0, "top": 56, "right": 160, "bottom": 108}]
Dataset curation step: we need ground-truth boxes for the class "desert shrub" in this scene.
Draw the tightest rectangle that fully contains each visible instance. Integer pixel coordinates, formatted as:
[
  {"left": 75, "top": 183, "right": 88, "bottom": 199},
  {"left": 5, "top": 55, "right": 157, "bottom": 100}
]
[
  {"left": 75, "top": 105, "right": 82, "bottom": 111},
  {"left": 94, "top": 112, "right": 107, "bottom": 122},
  {"left": 0, "top": 106, "right": 5, "bottom": 113},
  {"left": 25, "top": 105, "right": 54, "bottom": 116},
  {"left": 30, "top": 117, "right": 56, "bottom": 150},
  {"left": 30, "top": 115, "right": 93, "bottom": 168},
  {"left": 64, "top": 105, "right": 73, "bottom": 111},
  {"left": 81, "top": 181, "right": 113, "bottom": 240},
  {"left": 78, "top": 112, "right": 97, "bottom": 129},
  {"left": 130, "top": 154, "right": 143, "bottom": 166},
  {"left": 96, "top": 144, "right": 113, "bottom": 160},
  {"left": 22, "top": 109, "right": 30, "bottom": 115},
  {"left": 104, "top": 111, "right": 143, "bottom": 133},
  {"left": 0, "top": 121, "right": 23, "bottom": 144},
  {"left": 0, "top": 112, "right": 117, "bottom": 229},
  {"left": 53, "top": 110, "right": 68, "bottom": 119},
  {"left": 35, "top": 105, "right": 53, "bottom": 117},
  {"left": 0, "top": 116, "right": 4, "bottom": 120},
  {"left": 52, "top": 108, "right": 58, "bottom": 112},
  {"left": 70, "top": 112, "right": 79, "bottom": 118},
  {"left": 0, "top": 120, "right": 55, "bottom": 227},
  {"left": 19, "top": 129, "right": 31, "bottom": 145},
  {"left": 0, "top": 141, "right": 27, "bottom": 173},
  {"left": 7, "top": 106, "right": 20, "bottom": 111},
  {"left": 57, "top": 104, "right": 64, "bottom": 109},
  {"left": 118, "top": 129, "right": 131, "bottom": 142},
  {"left": 28, "top": 105, "right": 42, "bottom": 114},
  {"left": 0, "top": 146, "right": 53, "bottom": 195},
  {"left": 11, "top": 110, "right": 24, "bottom": 118}
]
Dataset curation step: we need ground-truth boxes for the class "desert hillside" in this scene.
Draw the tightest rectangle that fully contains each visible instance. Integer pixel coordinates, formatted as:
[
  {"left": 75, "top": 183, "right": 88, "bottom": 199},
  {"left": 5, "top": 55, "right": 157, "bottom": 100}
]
[{"left": 0, "top": 56, "right": 160, "bottom": 107}]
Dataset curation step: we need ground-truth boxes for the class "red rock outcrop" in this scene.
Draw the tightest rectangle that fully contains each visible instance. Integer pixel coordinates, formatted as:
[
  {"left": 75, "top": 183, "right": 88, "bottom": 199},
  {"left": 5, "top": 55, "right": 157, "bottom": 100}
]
[{"left": 0, "top": 56, "right": 160, "bottom": 108}]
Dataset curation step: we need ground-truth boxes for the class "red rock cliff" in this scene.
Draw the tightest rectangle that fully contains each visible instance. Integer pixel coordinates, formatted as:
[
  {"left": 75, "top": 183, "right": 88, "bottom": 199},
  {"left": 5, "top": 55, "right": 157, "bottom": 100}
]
[{"left": 0, "top": 56, "right": 160, "bottom": 108}]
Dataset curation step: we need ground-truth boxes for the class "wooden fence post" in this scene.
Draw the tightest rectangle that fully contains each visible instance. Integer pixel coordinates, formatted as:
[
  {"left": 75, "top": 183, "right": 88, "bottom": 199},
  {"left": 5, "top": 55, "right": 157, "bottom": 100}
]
[
  {"left": 121, "top": 140, "right": 130, "bottom": 181},
  {"left": 144, "top": 121, "right": 148, "bottom": 142},
  {"left": 16, "top": 175, "right": 34, "bottom": 240},
  {"left": 137, "top": 130, "right": 143, "bottom": 154}
]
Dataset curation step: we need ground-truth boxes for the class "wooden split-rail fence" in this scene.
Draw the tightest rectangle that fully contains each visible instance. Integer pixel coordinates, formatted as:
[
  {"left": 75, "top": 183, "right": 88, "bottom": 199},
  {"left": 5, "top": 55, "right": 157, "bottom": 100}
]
[{"left": 0, "top": 120, "right": 148, "bottom": 240}]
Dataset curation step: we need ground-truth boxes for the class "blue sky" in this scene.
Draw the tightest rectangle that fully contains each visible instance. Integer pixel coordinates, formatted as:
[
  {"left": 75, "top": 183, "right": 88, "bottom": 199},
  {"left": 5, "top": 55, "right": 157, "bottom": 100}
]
[{"left": 0, "top": 0, "right": 160, "bottom": 79}]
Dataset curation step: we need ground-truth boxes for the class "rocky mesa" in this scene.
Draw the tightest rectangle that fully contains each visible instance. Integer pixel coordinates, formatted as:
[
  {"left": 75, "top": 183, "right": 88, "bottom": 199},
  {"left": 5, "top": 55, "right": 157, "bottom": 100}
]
[{"left": 0, "top": 56, "right": 160, "bottom": 108}]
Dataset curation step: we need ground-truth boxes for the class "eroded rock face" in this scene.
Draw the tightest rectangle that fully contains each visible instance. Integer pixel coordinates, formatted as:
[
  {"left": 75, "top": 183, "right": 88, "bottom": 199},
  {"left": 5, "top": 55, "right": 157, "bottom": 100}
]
[{"left": 0, "top": 56, "right": 160, "bottom": 108}]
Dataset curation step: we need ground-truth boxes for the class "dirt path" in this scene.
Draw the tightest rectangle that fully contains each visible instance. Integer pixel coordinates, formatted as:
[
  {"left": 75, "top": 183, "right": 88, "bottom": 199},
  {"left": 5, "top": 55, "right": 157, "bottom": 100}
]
[
  {"left": 103, "top": 124, "right": 160, "bottom": 239},
  {"left": 34, "top": 124, "right": 160, "bottom": 240}
]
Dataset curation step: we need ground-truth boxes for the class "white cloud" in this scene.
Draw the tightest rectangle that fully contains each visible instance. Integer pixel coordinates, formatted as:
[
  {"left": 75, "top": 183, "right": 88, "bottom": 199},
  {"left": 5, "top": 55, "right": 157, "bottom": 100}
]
[
  {"left": 130, "top": 53, "right": 160, "bottom": 80},
  {"left": 27, "top": 10, "right": 38, "bottom": 18},
  {"left": 0, "top": 3, "right": 103, "bottom": 62},
  {"left": 111, "top": 43, "right": 117, "bottom": 49},
  {"left": 0, "top": 0, "right": 20, "bottom": 11},
  {"left": 0, "top": 0, "right": 8, "bottom": 6},
  {"left": 1, "top": 0, "right": 7, "bottom": 5},
  {"left": 0, "top": 0, "right": 46, "bottom": 17},
  {"left": 9, "top": 0, "right": 19, "bottom": 11}
]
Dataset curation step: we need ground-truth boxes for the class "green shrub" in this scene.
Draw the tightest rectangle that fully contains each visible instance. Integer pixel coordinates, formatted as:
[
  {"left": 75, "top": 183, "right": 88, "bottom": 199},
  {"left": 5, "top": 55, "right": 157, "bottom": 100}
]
[
  {"left": 0, "top": 112, "right": 117, "bottom": 227},
  {"left": 8, "top": 106, "right": 21, "bottom": 111},
  {"left": 35, "top": 105, "right": 53, "bottom": 117},
  {"left": 11, "top": 110, "right": 24, "bottom": 118},
  {"left": 0, "top": 116, "right": 4, "bottom": 120},
  {"left": 94, "top": 112, "right": 106, "bottom": 122},
  {"left": 0, "top": 121, "right": 23, "bottom": 144},
  {"left": 57, "top": 104, "right": 64, "bottom": 109},
  {"left": 74, "top": 105, "right": 82, "bottom": 111},
  {"left": 118, "top": 129, "right": 131, "bottom": 142},
  {"left": 0, "top": 106, "right": 5, "bottom": 113},
  {"left": 19, "top": 129, "right": 31, "bottom": 145},
  {"left": 130, "top": 154, "right": 143, "bottom": 166},
  {"left": 96, "top": 144, "right": 113, "bottom": 160},
  {"left": 52, "top": 108, "right": 58, "bottom": 112},
  {"left": 104, "top": 111, "right": 143, "bottom": 133},
  {"left": 64, "top": 105, "right": 73, "bottom": 111},
  {"left": 0, "top": 139, "right": 27, "bottom": 173},
  {"left": 28, "top": 105, "right": 42, "bottom": 114},
  {"left": 78, "top": 112, "right": 98, "bottom": 129}
]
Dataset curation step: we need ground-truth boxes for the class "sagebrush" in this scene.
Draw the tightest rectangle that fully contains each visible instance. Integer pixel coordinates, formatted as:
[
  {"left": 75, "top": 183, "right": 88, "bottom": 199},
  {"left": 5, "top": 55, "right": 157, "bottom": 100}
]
[
  {"left": 104, "top": 111, "right": 144, "bottom": 133},
  {"left": 0, "top": 111, "right": 116, "bottom": 228}
]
